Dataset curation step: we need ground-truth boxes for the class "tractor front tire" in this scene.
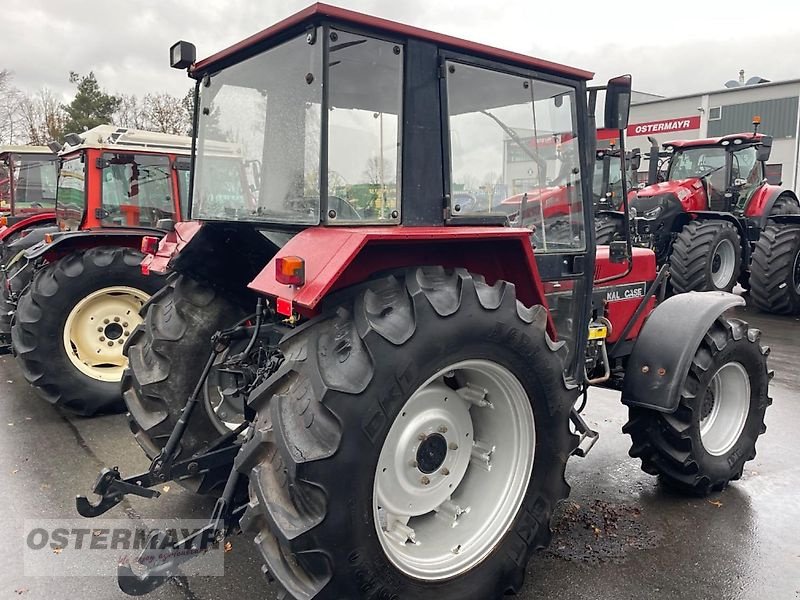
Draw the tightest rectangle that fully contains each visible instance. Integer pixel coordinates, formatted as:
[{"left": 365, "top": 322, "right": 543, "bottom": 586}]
[
  {"left": 669, "top": 220, "right": 741, "bottom": 293},
  {"left": 123, "top": 274, "right": 248, "bottom": 494},
  {"left": 595, "top": 215, "right": 623, "bottom": 245},
  {"left": 749, "top": 224, "right": 800, "bottom": 315},
  {"left": 236, "top": 267, "right": 577, "bottom": 600},
  {"left": 624, "top": 316, "right": 770, "bottom": 496},
  {"left": 11, "top": 247, "right": 163, "bottom": 416}
]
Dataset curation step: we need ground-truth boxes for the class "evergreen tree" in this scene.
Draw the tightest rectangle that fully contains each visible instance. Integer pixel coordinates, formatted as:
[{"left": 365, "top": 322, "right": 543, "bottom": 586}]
[{"left": 62, "top": 71, "right": 120, "bottom": 135}]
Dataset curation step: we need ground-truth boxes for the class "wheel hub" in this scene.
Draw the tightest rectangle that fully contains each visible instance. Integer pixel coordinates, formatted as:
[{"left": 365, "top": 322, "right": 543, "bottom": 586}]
[
  {"left": 62, "top": 286, "right": 149, "bottom": 382},
  {"left": 373, "top": 359, "right": 535, "bottom": 581},
  {"left": 699, "top": 361, "right": 750, "bottom": 456},
  {"left": 710, "top": 238, "right": 736, "bottom": 289}
]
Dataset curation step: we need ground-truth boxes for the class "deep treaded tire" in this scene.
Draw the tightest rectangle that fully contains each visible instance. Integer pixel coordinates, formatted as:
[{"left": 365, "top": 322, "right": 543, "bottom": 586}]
[
  {"left": 11, "top": 247, "right": 164, "bottom": 415},
  {"left": 669, "top": 220, "right": 741, "bottom": 293},
  {"left": 749, "top": 224, "right": 800, "bottom": 315},
  {"left": 623, "top": 316, "right": 770, "bottom": 496},
  {"left": 595, "top": 215, "right": 623, "bottom": 245},
  {"left": 235, "top": 267, "right": 577, "bottom": 600},
  {"left": 123, "top": 274, "right": 247, "bottom": 494}
]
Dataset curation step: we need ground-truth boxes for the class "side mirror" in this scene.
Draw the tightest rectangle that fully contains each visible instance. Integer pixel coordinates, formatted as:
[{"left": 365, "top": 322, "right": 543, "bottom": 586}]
[
  {"left": 170, "top": 41, "right": 196, "bottom": 70},
  {"left": 756, "top": 136, "right": 772, "bottom": 162},
  {"left": 609, "top": 240, "right": 628, "bottom": 264},
  {"left": 604, "top": 75, "right": 632, "bottom": 130},
  {"left": 629, "top": 148, "right": 642, "bottom": 171}
]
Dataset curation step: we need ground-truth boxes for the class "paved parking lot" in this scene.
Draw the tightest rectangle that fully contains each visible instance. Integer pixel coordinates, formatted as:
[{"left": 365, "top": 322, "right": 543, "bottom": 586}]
[{"left": 0, "top": 302, "right": 797, "bottom": 600}]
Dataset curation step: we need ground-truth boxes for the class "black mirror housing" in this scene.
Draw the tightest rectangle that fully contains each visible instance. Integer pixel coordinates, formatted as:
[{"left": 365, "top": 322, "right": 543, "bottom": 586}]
[
  {"left": 609, "top": 240, "right": 628, "bottom": 263},
  {"left": 756, "top": 135, "right": 772, "bottom": 162},
  {"left": 604, "top": 75, "right": 632, "bottom": 130},
  {"left": 170, "top": 41, "right": 196, "bottom": 70},
  {"left": 629, "top": 148, "right": 642, "bottom": 171}
]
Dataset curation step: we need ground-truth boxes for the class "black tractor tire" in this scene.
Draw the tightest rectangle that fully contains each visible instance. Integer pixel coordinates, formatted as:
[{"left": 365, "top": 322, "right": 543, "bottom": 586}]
[
  {"left": 235, "top": 267, "right": 577, "bottom": 600},
  {"left": 770, "top": 194, "right": 800, "bottom": 216},
  {"left": 11, "top": 246, "right": 165, "bottom": 416},
  {"left": 623, "top": 316, "right": 770, "bottom": 496},
  {"left": 0, "top": 258, "right": 35, "bottom": 350},
  {"left": 749, "top": 224, "right": 800, "bottom": 315},
  {"left": 595, "top": 215, "right": 623, "bottom": 245},
  {"left": 122, "top": 274, "right": 248, "bottom": 494},
  {"left": 669, "top": 220, "right": 742, "bottom": 293}
]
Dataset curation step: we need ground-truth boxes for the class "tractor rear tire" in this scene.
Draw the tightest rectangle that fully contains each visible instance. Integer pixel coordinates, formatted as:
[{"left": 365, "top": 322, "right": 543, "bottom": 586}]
[
  {"left": 749, "top": 224, "right": 800, "bottom": 315},
  {"left": 235, "top": 267, "right": 577, "bottom": 600},
  {"left": 11, "top": 247, "right": 163, "bottom": 416},
  {"left": 595, "top": 215, "right": 623, "bottom": 244},
  {"left": 669, "top": 220, "right": 741, "bottom": 293},
  {"left": 0, "top": 257, "right": 34, "bottom": 350},
  {"left": 123, "top": 274, "right": 248, "bottom": 494},
  {"left": 623, "top": 316, "right": 770, "bottom": 496}
]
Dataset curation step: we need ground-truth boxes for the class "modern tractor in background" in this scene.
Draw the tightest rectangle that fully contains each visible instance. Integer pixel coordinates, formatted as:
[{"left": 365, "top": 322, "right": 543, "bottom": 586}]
[
  {"left": 0, "top": 145, "right": 58, "bottom": 262},
  {"left": 603, "top": 121, "right": 800, "bottom": 313},
  {"left": 76, "top": 6, "right": 771, "bottom": 599},
  {"left": 5, "top": 126, "right": 194, "bottom": 415}
]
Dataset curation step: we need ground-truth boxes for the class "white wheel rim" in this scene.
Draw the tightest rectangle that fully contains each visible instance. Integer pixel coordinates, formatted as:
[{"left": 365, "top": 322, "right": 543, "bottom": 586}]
[
  {"left": 62, "top": 286, "right": 149, "bottom": 382},
  {"left": 710, "top": 238, "right": 736, "bottom": 289},
  {"left": 699, "top": 361, "right": 750, "bottom": 456},
  {"left": 373, "top": 359, "right": 535, "bottom": 581}
]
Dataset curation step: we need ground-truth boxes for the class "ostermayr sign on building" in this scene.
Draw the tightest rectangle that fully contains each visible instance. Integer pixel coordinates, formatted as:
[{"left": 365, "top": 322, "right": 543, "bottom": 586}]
[{"left": 626, "top": 78, "right": 800, "bottom": 190}]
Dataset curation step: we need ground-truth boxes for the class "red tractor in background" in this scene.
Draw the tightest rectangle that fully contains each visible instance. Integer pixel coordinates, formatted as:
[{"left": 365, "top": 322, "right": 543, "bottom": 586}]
[
  {"left": 0, "top": 145, "right": 59, "bottom": 261},
  {"left": 76, "top": 6, "right": 771, "bottom": 599},
  {"left": 603, "top": 122, "right": 800, "bottom": 313},
  {"left": 4, "top": 125, "right": 195, "bottom": 415}
]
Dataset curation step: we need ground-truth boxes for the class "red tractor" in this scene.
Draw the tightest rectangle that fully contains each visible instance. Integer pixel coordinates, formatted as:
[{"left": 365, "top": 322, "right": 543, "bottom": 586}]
[
  {"left": 607, "top": 125, "right": 800, "bottom": 313},
  {"left": 0, "top": 145, "right": 59, "bottom": 260},
  {"left": 5, "top": 125, "right": 195, "bottom": 415},
  {"left": 76, "top": 6, "right": 771, "bottom": 599}
]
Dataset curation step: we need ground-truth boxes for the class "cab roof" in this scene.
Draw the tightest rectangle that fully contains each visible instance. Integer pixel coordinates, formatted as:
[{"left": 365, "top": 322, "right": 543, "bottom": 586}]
[
  {"left": 192, "top": 3, "right": 593, "bottom": 81},
  {"left": 0, "top": 145, "right": 55, "bottom": 157},
  {"left": 665, "top": 132, "right": 765, "bottom": 150},
  {"left": 60, "top": 125, "right": 194, "bottom": 157}
]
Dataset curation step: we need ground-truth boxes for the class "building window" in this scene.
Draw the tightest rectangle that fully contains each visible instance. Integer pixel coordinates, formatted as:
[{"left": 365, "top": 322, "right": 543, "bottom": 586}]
[
  {"left": 709, "top": 106, "right": 722, "bottom": 121},
  {"left": 765, "top": 163, "right": 782, "bottom": 185}
]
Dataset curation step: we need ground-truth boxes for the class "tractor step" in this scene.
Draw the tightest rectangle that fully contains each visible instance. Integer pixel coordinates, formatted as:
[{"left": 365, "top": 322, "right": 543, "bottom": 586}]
[{"left": 570, "top": 408, "right": 599, "bottom": 458}]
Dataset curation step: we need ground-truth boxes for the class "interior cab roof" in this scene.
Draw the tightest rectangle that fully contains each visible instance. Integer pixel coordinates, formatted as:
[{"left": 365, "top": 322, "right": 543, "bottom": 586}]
[{"left": 192, "top": 3, "right": 594, "bottom": 81}]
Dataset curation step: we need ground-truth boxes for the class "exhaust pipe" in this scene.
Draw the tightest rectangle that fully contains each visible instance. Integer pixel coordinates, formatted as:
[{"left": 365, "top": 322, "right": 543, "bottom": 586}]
[{"left": 647, "top": 136, "right": 659, "bottom": 186}]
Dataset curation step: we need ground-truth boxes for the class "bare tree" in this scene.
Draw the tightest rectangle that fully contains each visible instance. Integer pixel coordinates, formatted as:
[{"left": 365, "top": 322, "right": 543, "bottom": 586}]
[
  {"left": 0, "top": 70, "right": 24, "bottom": 144},
  {"left": 363, "top": 155, "right": 394, "bottom": 186},
  {"left": 18, "top": 88, "right": 65, "bottom": 145},
  {"left": 114, "top": 94, "right": 147, "bottom": 129},
  {"left": 142, "top": 92, "right": 190, "bottom": 135}
]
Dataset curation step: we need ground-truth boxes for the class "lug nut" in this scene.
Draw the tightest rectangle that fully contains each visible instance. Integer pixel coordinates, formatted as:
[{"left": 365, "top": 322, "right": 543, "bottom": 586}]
[
  {"left": 420, "top": 476, "right": 430, "bottom": 485},
  {"left": 118, "top": 340, "right": 124, "bottom": 345},
  {"left": 441, "top": 467, "right": 450, "bottom": 476},
  {"left": 114, "top": 316, "right": 120, "bottom": 322},
  {"left": 97, "top": 327, "right": 103, "bottom": 332},
  {"left": 438, "top": 425, "right": 448, "bottom": 434},
  {"left": 103, "top": 318, "right": 110, "bottom": 324},
  {"left": 124, "top": 330, "right": 130, "bottom": 336},
  {"left": 99, "top": 336, "right": 106, "bottom": 342},
  {"left": 108, "top": 341, "right": 114, "bottom": 347},
  {"left": 409, "top": 460, "right": 418, "bottom": 468},
  {"left": 123, "top": 322, "right": 129, "bottom": 327},
  {"left": 418, "top": 433, "right": 426, "bottom": 441},
  {"left": 449, "top": 442, "right": 458, "bottom": 451}
]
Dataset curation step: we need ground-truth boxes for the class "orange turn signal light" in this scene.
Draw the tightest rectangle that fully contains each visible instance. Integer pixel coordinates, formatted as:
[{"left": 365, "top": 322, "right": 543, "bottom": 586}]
[
  {"left": 276, "top": 256, "right": 305, "bottom": 286},
  {"left": 141, "top": 236, "right": 160, "bottom": 255},
  {"left": 44, "top": 233, "right": 54, "bottom": 244},
  {"left": 0, "top": 216, "right": 7, "bottom": 227},
  {"left": 752, "top": 115, "right": 761, "bottom": 125}
]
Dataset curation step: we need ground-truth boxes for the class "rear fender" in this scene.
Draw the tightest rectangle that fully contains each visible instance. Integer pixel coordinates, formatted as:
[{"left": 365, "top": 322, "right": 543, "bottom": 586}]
[
  {"left": 23, "top": 229, "right": 164, "bottom": 262},
  {"left": 746, "top": 186, "right": 799, "bottom": 227},
  {"left": 0, "top": 212, "right": 56, "bottom": 243},
  {"left": 142, "top": 221, "right": 202, "bottom": 275},
  {"left": 247, "top": 227, "right": 549, "bottom": 319},
  {"left": 621, "top": 291, "right": 744, "bottom": 413}
]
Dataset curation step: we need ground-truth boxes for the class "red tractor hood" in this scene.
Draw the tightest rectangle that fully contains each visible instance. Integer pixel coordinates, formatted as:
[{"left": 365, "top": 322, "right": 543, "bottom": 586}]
[{"left": 633, "top": 178, "right": 707, "bottom": 212}]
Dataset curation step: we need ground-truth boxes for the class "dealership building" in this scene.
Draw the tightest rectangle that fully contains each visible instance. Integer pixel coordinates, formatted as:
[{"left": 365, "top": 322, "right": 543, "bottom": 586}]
[{"left": 624, "top": 78, "right": 800, "bottom": 189}]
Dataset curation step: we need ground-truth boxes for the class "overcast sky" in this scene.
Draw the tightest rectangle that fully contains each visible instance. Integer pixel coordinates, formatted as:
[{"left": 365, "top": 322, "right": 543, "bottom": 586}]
[{"left": 4, "top": 0, "right": 800, "bottom": 102}]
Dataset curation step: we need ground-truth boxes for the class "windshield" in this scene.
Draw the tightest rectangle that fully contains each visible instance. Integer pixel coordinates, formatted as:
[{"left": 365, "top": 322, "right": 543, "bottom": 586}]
[
  {"left": 0, "top": 154, "right": 57, "bottom": 213},
  {"left": 56, "top": 155, "right": 86, "bottom": 230},
  {"left": 446, "top": 61, "right": 586, "bottom": 252},
  {"left": 668, "top": 147, "right": 726, "bottom": 180},
  {"left": 592, "top": 154, "right": 622, "bottom": 197}
]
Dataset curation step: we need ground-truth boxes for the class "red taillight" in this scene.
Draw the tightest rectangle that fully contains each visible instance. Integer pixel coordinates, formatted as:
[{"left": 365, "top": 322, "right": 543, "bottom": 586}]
[
  {"left": 275, "top": 256, "right": 305, "bottom": 286},
  {"left": 141, "top": 236, "right": 159, "bottom": 255}
]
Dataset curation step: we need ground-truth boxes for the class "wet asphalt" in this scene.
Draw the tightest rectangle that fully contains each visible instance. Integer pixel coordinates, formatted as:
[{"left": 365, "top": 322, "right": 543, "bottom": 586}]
[{"left": 0, "top": 302, "right": 797, "bottom": 600}]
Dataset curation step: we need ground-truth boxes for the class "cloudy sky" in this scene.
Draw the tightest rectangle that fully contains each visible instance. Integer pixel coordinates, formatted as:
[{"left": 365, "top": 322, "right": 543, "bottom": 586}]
[{"left": 4, "top": 0, "right": 800, "bottom": 102}]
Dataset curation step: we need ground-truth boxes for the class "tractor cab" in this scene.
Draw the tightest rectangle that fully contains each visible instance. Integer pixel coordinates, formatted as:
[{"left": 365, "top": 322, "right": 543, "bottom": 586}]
[
  {"left": 593, "top": 138, "right": 640, "bottom": 211},
  {"left": 52, "top": 125, "right": 193, "bottom": 232},
  {"left": 0, "top": 146, "right": 58, "bottom": 222}
]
